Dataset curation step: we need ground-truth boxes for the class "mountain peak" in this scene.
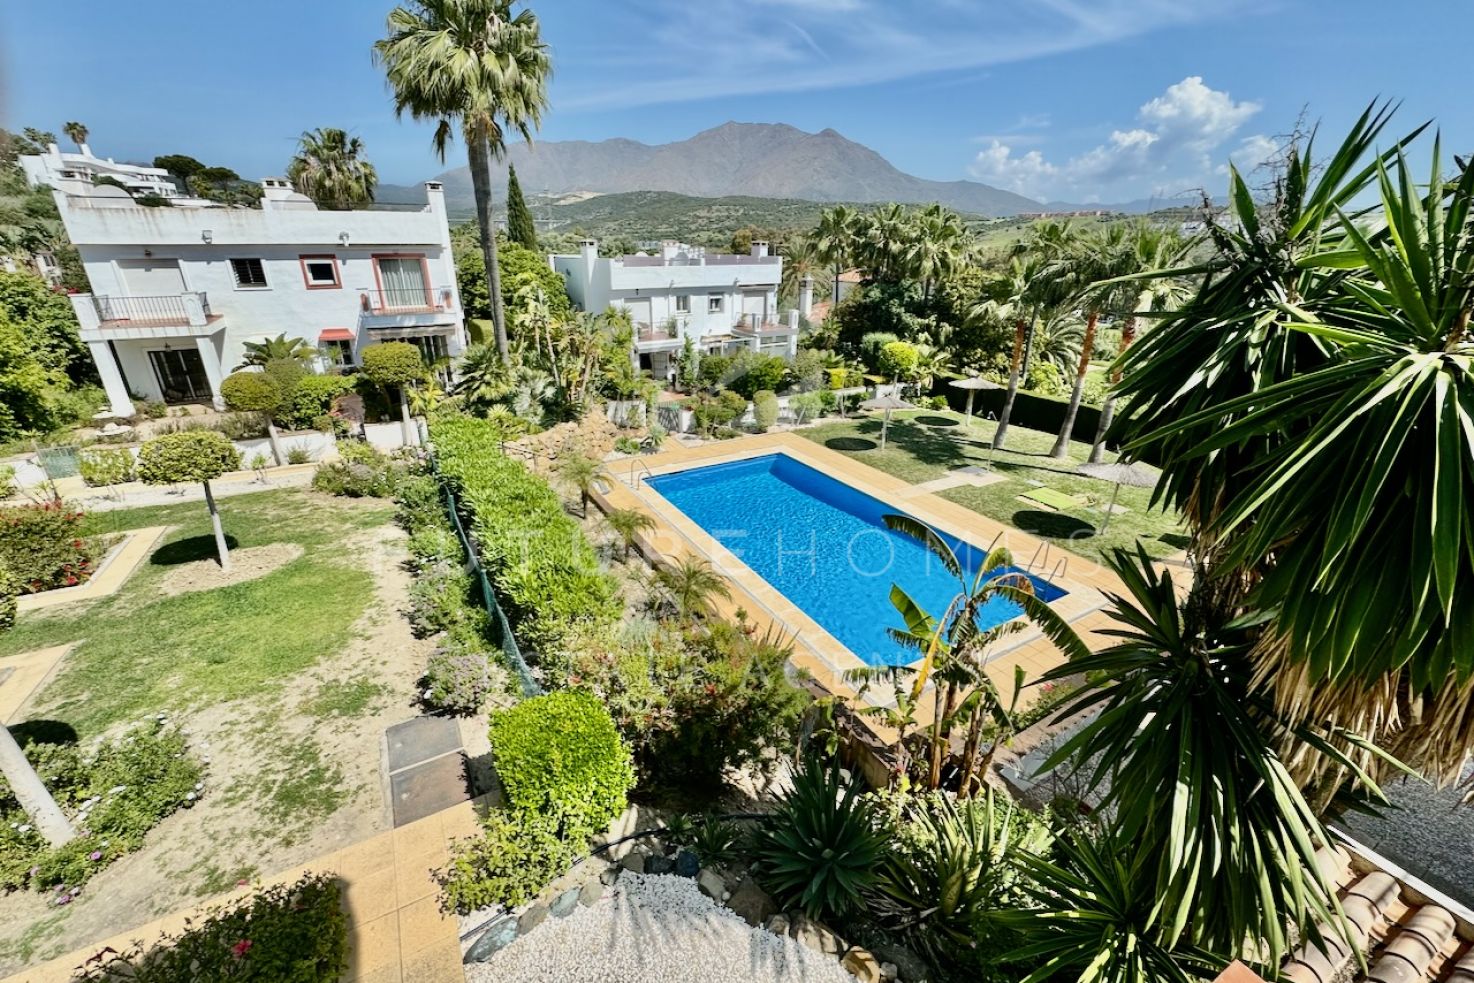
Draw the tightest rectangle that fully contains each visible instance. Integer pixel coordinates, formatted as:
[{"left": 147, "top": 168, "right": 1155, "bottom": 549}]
[{"left": 398, "top": 122, "right": 1044, "bottom": 216}]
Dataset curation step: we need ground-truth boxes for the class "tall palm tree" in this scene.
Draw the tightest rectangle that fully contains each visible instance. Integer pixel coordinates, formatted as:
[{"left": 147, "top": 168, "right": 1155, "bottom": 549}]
[
  {"left": 286, "top": 128, "right": 379, "bottom": 210},
  {"left": 779, "top": 236, "right": 829, "bottom": 308},
  {"left": 1086, "top": 224, "right": 1196, "bottom": 464},
  {"left": 375, "top": 0, "right": 551, "bottom": 365},
  {"left": 904, "top": 203, "right": 972, "bottom": 299},
  {"left": 61, "top": 121, "right": 87, "bottom": 151},
  {"left": 653, "top": 555, "right": 731, "bottom": 619},
  {"left": 812, "top": 205, "right": 858, "bottom": 304},
  {"left": 1049, "top": 223, "right": 1129, "bottom": 458}
]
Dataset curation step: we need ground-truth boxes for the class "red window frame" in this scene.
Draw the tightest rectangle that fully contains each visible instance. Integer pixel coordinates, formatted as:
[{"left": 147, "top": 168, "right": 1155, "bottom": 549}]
[
  {"left": 370, "top": 253, "right": 435, "bottom": 312},
  {"left": 299, "top": 254, "right": 342, "bottom": 290}
]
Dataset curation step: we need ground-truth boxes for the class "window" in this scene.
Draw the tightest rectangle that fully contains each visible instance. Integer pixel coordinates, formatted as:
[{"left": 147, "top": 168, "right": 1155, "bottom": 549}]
[
  {"left": 320, "top": 339, "right": 353, "bottom": 367},
  {"left": 410, "top": 334, "right": 449, "bottom": 366},
  {"left": 707, "top": 294, "right": 724, "bottom": 314},
  {"left": 675, "top": 294, "right": 691, "bottom": 314},
  {"left": 374, "top": 255, "right": 430, "bottom": 309},
  {"left": 230, "top": 258, "right": 268, "bottom": 288},
  {"left": 300, "top": 255, "right": 341, "bottom": 289}
]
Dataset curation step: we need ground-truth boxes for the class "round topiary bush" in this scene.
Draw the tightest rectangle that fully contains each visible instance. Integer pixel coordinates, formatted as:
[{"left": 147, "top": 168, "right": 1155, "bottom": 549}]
[
  {"left": 219, "top": 371, "right": 283, "bottom": 415},
  {"left": 136, "top": 431, "right": 241, "bottom": 486},
  {"left": 488, "top": 689, "right": 634, "bottom": 838},
  {"left": 358, "top": 342, "right": 425, "bottom": 387},
  {"left": 878, "top": 340, "right": 920, "bottom": 381}
]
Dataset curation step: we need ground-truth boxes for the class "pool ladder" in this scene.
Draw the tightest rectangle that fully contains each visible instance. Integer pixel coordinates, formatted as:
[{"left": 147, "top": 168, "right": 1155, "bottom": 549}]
[
  {"left": 1024, "top": 542, "right": 1069, "bottom": 583},
  {"left": 627, "top": 459, "right": 654, "bottom": 488}
]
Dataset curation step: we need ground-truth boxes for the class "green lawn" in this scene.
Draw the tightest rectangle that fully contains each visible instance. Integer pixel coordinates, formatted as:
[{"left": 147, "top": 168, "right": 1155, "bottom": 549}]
[
  {"left": 798, "top": 409, "right": 1188, "bottom": 564},
  {"left": 0, "top": 489, "right": 395, "bottom": 736}
]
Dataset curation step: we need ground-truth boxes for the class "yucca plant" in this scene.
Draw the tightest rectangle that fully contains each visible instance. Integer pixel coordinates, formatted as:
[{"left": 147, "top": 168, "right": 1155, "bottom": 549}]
[
  {"left": 1002, "top": 830, "right": 1228, "bottom": 983},
  {"left": 753, "top": 756, "right": 886, "bottom": 920},
  {"left": 873, "top": 789, "right": 1051, "bottom": 963}
]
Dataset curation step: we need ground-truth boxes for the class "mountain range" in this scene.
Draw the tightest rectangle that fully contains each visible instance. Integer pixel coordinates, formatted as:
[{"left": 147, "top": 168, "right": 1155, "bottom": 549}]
[{"left": 378, "top": 122, "right": 1053, "bottom": 218}]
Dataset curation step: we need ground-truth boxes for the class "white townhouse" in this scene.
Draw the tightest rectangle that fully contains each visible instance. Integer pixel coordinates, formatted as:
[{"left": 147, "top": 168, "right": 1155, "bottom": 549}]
[
  {"left": 551, "top": 239, "right": 799, "bottom": 378},
  {"left": 21, "top": 141, "right": 211, "bottom": 206},
  {"left": 53, "top": 179, "right": 466, "bottom": 417}
]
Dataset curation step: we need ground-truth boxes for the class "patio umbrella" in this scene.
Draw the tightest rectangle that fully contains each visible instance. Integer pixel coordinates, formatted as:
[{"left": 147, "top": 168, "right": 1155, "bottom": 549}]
[
  {"left": 1076, "top": 460, "right": 1158, "bottom": 535},
  {"left": 859, "top": 394, "right": 913, "bottom": 450},
  {"left": 949, "top": 376, "right": 1001, "bottom": 429}
]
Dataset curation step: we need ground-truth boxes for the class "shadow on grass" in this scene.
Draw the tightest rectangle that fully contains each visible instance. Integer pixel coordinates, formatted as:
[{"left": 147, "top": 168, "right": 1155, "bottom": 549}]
[
  {"left": 1158, "top": 532, "right": 1191, "bottom": 550},
  {"left": 825, "top": 437, "right": 879, "bottom": 452},
  {"left": 1010, "top": 510, "right": 1096, "bottom": 540},
  {"left": 9, "top": 719, "right": 79, "bottom": 748},
  {"left": 914, "top": 415, "right": 960, "bottom": 428},
  {"left": 150, "top": 534, "right": 241, "bottom": 567}
]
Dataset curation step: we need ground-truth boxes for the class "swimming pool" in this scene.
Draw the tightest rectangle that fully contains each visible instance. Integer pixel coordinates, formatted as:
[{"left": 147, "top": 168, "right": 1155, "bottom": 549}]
[{"left": 647, "top": 454, "right": 1067, "bottom": 667}]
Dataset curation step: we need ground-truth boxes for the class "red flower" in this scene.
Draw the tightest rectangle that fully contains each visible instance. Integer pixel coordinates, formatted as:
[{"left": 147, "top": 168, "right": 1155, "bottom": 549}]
[
  {"left": 73, "top": 539, "right": 83, "bottom": 549},
  {"left": 231, "top": 939, "right": 253, "bottom": 959}
]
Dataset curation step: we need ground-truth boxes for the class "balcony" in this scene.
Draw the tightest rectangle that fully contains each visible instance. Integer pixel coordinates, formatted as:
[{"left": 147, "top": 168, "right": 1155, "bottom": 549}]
[
  {"left": 732, "top": 317, "right": 795, "bottom": 337},
  {"left": 633, "top": 321, "right": 684, "bottom": 352},
  {"left": 95, "top": 292, "right": 213, "bottom": 327},
  {"left": 358, "top": 287, "right": 459, "bottom": 332}
]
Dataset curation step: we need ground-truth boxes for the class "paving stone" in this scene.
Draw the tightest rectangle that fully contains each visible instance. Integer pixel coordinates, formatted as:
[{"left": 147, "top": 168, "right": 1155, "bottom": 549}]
[
  {"left": 550, "top": 887, "right": 581, "bottom": 918},
  {"left": 463, "top": 914, "right": 518, "bottom": 963},
  {"left": 389, "top": 751, "right": 470, "bottom": 827},
  {"left": 386, "top": 715, "right": 462, "bottom": 772},
  {"left": 517, "top": 903, "right": 549, "bottom": 936}
]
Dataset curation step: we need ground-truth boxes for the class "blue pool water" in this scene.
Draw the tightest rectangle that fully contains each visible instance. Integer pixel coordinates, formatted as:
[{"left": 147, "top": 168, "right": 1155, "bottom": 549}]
[{"left": 647, "top": 454, "right": 1067, "bottom": 667}]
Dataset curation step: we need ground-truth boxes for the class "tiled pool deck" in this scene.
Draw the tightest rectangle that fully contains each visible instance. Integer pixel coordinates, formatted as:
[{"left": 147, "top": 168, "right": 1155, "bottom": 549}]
[{"left": 594, "top": 432, "right": 1131, "bottom": 737}]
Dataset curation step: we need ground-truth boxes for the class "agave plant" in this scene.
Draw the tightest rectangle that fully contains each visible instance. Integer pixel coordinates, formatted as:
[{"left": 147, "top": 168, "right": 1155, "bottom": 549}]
[
  {"left": 753, "top": 756, "right": 886, "bottom": 920},
  {"left": 873, "top": 789, "right": 1052, "bottom": 963}
]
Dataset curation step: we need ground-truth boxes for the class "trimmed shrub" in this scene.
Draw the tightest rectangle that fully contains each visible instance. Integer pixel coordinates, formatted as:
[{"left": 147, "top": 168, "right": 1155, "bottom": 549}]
[
  {"left": 423, "top": 648, "right": 495, "bottom": 715},
  {"left": 727, "top": 351, "right": 787, "bottom": 399},
  {"left": 79, "top": 448, "right": 136, "bottom": 487},
  {"left": 436, "top": 811, "right": 578, "bottom": 914},
  {"left": 429, "top": 416, "right": 620, "bottom": 658},
  {"left": 878, "top": 340, "right": 920, "bottom": 381},
  {"left": 489, "top": 690, "right": 634, "bottom": 840},
  {"left": 0, "top": 463, "right": 14, "bottom": 498},
  {"left": 394, "top": 473, "right": 445, "bottom": 534},
  {"left": 752, "top": 389, "right": 780, "bottom": 431},
  {"left": 136, "top": 431, "right": 240, "bottom": 485},
  {"left": 0, "top": 500, "right": 94, "bottom": 593},
  {"left": 279, "top": 374, "right": 357, "bottom": 430},
  {"left": 311, "top": 443, "right": 405, "bottom": 498},
  {"left": 0, "top": 557, "right": 16, "bottom": 631},
  {"left": 359, "top": 342, "right": 424, "bottom": 388},
  {"left": 75, "top": 873, "right": 347, "bottom": 983},
  {"left": 219, "top": 370, "right": 283, "bottom": 417}
]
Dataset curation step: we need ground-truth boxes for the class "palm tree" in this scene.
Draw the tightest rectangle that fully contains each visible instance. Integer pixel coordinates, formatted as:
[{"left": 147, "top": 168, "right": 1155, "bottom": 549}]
[
  {"left": 903, "top": 203, "right": 973, "bottom": 299},
  {"left": 604, "top": 507, "right": 655, "bottom": 559},
  {"left": 812, "top": 205, "right": 858, "bottom": 304},
  {"left": 452, "top": 341, "right": 516, "bottom": 410},
  {"left": 779, "top": 236, "right": 829, "bottom": 308},
  {"left": 62, "top": 121, "right": 88, "bottom": 151},
  {"left": 908, "top": 342, "right": 955, "bottom": 395},
  {"left": 1111, "top": 104, "right": 1474, "bottom": 791},
  {"left": 1086, "top": 224, "right": 1196, "bottom": 464},
  {"left": 1026, "top": 312, "right": 1086, "bottom": 377},
  {"left": 286, "top": 128, "right": 378, "bottom": 210},
  {"left": 653, "top": 555, "right": 731, "bottom": 619},
  {"left": 375, "top": 0, "right": 552, "bottom": 366},
  {"left": 555, "top": 450, "right": 600, "bottom": 517},
  {"left": 235, "top": 334, "right": 315, "bottom": 369},
  {"left": 1048, "top": 223, "right": 1130, "bottom": 458}
]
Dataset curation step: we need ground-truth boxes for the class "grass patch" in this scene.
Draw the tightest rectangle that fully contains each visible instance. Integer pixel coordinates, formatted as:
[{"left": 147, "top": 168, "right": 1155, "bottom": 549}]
[
  {"left": 306, "top": 676, "right": 388, "bottom": 720},
  {"left": 0, "top": 489, "right": 394, "bottom": 735},
  {"left": 799, "top": 409, "right": 1186, "bottom": 564},
  {"left": 219, "top": 729, "right": 352, "bottom": 847}
]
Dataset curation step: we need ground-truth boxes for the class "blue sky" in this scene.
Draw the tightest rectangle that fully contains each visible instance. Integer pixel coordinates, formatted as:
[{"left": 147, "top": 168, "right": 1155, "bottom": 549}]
[{"left": 2, "top": 0, "right": 1469, "bottom": 204}]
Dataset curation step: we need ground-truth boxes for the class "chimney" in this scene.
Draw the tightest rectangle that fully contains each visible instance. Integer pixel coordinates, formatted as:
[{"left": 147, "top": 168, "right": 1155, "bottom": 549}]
[
  {"left": 798, "top": 274, "right": 814, "bottom": 318},
  {"left": 580, "top": 238, "right": 599, "bottom": 268},
  {"left": 660, "top": 240, "right": 681, "bottom": 263},
  {"left": 260, "top": 177, "right": 297, "bottom": 209},
  {"left": 424, "top": 181, "right": 445, "bottom": 216},
  {"left": 751, "top": 240, "right": 769, "bottom": 258}
]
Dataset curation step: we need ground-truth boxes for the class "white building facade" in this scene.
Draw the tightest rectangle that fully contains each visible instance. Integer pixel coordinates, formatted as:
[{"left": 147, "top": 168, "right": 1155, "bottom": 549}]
[
  {"left": 54, "top": 180, "right": 465, "bottom": 417},
  {"left": 21, "top": 142, "right": 213, "bottom": 206},
  {"left": 551, "top": 240, "right": 798, "bottom": 377}
]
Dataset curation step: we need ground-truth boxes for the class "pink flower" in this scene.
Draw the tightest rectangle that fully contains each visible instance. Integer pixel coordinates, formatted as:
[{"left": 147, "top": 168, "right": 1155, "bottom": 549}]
[
  {"left": 231, "top": 939, "right": 252, "bottom": 960},
  {"left": 89, "top": 851, "right": 102, "bottom": 861}
]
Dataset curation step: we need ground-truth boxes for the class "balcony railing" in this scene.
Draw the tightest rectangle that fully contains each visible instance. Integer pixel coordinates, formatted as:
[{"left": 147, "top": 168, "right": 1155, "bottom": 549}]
[
  {"left": 94, "top": 292, "right": 211, "bottom": 326},
  {"left": 359, "top": 287, "right": 454, "bottom": 315},
  {"left": 635, "top": 323, "right": 679, "bottom": 343}
]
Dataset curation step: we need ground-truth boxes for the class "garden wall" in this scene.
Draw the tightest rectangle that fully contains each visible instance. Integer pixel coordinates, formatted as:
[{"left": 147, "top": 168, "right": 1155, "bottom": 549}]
[{"left": 936, "top": 385, "right": 1104, "bottom": 445}]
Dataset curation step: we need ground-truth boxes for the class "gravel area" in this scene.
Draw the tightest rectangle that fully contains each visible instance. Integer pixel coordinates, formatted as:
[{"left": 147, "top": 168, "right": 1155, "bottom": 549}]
[{"left": 466, "top": 874, "right": 855, "bottom": 983}]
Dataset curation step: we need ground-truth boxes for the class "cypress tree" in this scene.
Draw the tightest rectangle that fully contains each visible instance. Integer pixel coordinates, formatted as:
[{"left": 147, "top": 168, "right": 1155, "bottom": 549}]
[{"left": 505, "top": 165, "right": 538, "bottom": 250}]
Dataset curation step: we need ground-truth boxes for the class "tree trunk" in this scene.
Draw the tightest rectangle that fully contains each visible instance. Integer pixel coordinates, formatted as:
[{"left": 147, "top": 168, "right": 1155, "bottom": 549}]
[
  {"left": 958, "top": 700, "right": 988, "bottom": 798},
  {"left": 467, "top": 134, "right": 508, "bottom": 363},
  {"left": 0, "top": 726, "right": 74, "bottom": 847},
  {"left": 1088, "top": 316, "right": 1136, "bottom": 465},
  {"left": 203, "top": 480, "right": 230, "bottom": 571},
  {"left": 992, "top": 318, "right": 1028, "bottom": 451},
  {"left": 399, "top": 387, "right": 416, "bottom": 448},
  {"left": 928, "top": 681, "right": 958, "bottom": 790},
  {"left": 265, "top": 420, "right": 285, "bottom": 468},
  {"left": 1050, "top": 311, "right": 1098, "bottom": 458}
]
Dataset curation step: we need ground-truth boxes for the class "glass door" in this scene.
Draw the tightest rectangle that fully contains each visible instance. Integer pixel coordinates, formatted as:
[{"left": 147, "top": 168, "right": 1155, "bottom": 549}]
[
  {"left": 377, "top": 257, "right": 429, "bottom": 310},
  {"left": 148, "top": 348, "right": 212, "bottom": 404}
]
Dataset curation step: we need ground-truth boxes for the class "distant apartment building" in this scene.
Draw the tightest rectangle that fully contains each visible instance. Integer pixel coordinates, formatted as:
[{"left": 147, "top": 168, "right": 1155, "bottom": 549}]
[
  {"left": 551, "top": 239, "right": 796, "bottom": 378},
  {"left": 20, "top": 141, "right": 211, "bottom": 206},
  {"left": 51, "top": 178, "right": 465, "bottom": 417}
]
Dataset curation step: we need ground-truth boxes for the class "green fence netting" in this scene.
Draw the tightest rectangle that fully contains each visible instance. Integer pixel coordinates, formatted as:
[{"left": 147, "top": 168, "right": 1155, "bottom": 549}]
[{"left": 431, "top": 453, "right": 542, "bottom": 698}]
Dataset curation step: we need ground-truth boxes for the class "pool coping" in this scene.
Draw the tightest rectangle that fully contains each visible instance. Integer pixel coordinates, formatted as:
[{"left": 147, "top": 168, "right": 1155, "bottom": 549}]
[{"left": 595, "top": 433, "right": 1128, "bottom": 713}]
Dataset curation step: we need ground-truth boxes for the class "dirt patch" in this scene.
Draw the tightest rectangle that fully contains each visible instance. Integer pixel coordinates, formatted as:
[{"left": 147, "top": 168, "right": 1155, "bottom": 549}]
[
  {"left": 0, "top": 521, "right": 440, "bottom": 975},
  {"left": 156, "top": 544, "right": 305, "bottom": 596}
]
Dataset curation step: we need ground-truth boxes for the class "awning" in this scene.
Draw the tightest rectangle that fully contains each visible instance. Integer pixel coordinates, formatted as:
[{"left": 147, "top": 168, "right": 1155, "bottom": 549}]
[{"left": 319, "top": 328, "right": 354, "bottom": 342}]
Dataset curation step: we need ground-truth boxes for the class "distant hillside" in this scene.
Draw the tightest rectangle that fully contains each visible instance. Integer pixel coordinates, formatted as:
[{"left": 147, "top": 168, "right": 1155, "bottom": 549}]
[{"left": 377, "top": 122, "right": 1044, "bottom": 218}]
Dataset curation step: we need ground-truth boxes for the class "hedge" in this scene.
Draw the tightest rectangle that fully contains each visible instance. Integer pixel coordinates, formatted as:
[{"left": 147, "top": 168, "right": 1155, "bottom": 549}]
[
  {"left": 428, "top": 416, "right": 620, "bottom": 659},
  {"left": 0, "top": 500, "right": 94, "bottom": 593}
]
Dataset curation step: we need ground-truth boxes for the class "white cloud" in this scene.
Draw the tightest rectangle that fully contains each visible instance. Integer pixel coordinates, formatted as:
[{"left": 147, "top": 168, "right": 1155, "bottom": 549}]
[
  {"left": 557, "top": 1, "right": 1253, "bottom": 111},
  {"left": 969, "top": 76, "right": 1270, "bottom": 202}
]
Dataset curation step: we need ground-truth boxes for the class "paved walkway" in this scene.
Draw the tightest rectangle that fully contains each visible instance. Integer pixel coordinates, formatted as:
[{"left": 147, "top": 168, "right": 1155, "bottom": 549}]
[
  {"left": 2, "top": 798, "right": 483, "bottom": 983},
  {"left": 0, "top": 646, "right": 72, "bottom": 725},
  {"left": 44, "top": 464, "right": 319, "bottom": 513}
]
